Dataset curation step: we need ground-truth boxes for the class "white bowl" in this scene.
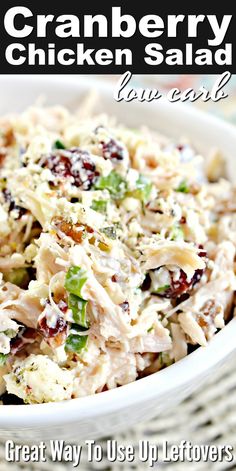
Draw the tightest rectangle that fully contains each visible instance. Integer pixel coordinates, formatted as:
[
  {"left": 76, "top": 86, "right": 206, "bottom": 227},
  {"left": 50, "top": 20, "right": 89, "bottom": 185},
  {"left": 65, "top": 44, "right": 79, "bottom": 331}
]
[{"left": 0, "top": 75, "right": 236, "bottom": 442}]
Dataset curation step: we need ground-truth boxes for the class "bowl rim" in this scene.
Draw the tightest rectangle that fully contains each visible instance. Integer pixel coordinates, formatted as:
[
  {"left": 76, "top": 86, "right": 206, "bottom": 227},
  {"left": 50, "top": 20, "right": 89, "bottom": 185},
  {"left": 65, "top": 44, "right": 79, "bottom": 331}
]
[{"left": 0, "top": 74, "right": 236, "bottom": 428}]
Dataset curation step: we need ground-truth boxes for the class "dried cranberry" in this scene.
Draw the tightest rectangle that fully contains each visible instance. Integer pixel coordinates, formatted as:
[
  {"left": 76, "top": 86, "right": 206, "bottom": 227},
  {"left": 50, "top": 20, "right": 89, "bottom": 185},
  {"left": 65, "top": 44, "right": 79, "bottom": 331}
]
[
  {"left": 152, "top": 247, "right": 207, "bottom": 299},
  {"left": 10, "top": 327, "right": 37, "bottom": 355},
  {"left": 23, "top": 328, "right": 38, "bottom": 339},
  {"left": 38, "top": 316, "right": 67, "bottom": 338},
  {"left": 191, "top": 269, "right": 204, "bottom": 286},
  {"left": 153, "top": 268, "right": 204, "bottom": 299},
  {"left": 171, "top": 270, "right": 196, "bottom": 298},
  {"left": 176, "top": 293, "right": 190, "bottom": 305},
  {"left": 42, "top": 148, "right": 98, "bottom": 190},
  {"left": 101, "top": 139, "right": 125, "bottom": 162},
  {"left": 153, "top": 270, "right": 189, "bottom": 299},
  {"left": 198, "top": 245, "right": 207, "bottom": 258},
  {"left": 10, "top": 338, "right": 23, "bottom": 356},
  {"left": 141, "top": 274, "right": 151, "bottom": 291}
]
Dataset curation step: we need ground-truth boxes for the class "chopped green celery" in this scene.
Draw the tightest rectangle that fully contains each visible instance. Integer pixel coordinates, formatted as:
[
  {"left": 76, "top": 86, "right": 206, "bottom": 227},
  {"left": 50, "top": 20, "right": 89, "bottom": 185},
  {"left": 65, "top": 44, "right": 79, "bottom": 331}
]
[
  {"left": 65, "top": 334, "right": 87, "bottom": 353},
  {"left": 131, "top": 175, "right": 153, "bottom": 203},
  {"left": 0, "top": 353, "right": 8, "bottom": 366},
  {"left": 176, "top": 180, "right": 189, "bottom": 193},
  {"left": 65, "top": 266, "right": 88, "bottom": 298},
  {"left": 54, "top": 140, "right": 66, "bottom": 149},
  {"left": 101, "top": 226, "right": 117, "bottom": 240},
  {"left": 154, "top": 285, "right": 170, "bottom": 294},
  {"left": 170, "top": 226, "right": 184, "bottom": 241},
  {"left": 91, "top": 200, "right": 107, "bottom": 214},
  {"left": 68, "top": 293, "right": 88, "bottom": 328},
  {"left": 4, "top": 268, "right": 29, "bottom": 289},
  {"left": 65, "top": 325, "right": 88, "bottom": 353},
  {"left": 94, "top": 171, "right": 127, "bottom": 199}
]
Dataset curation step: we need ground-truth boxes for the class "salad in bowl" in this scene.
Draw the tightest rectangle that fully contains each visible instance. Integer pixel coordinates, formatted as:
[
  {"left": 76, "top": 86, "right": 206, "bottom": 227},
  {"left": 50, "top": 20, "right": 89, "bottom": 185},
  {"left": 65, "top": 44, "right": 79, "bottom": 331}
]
[{"left": 0, "top": 98, "right": 235, "bottom": 406}]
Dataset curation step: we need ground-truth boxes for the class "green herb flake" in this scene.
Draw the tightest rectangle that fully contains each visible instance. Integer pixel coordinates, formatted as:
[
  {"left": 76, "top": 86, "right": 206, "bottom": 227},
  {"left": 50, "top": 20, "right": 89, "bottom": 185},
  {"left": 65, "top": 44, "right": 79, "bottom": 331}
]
[
  {"left": 68, "top": 293, "right": 88, "bottom": 328},
  {"left": 0, "top": 353, "right": 8, "bottom": 366},
  {"left": 132, "top": 175, "right": 153, "bottom": 203},
  {"left": 54, "top": 140, "right": 66, "bottom": 150},
  {"left": 176, "top": 180, "right": 189, "bottom": 193},
  {"left": 147, "top": 326, "right": 154, "bottom": 333},
  {"left": 91, "top": 200, "right": 107, "bottom": 214},
  {"left": 65, "top": 266, "right": 88, "bottom": 298},
  {"left": 170, "top": 226, "right": 184, "bottom": 241},
  {"left": 101, "top": 226, "right": 117, "bottom": 240},
  {"left": 94, "top": 171, "right": 127, "bottom": 200},
  {"left": 65, "top": 333, "right": 88, "bottom": 354},
  {"left": 154, "top": 285, "right": 170, "bottom": 294}
]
